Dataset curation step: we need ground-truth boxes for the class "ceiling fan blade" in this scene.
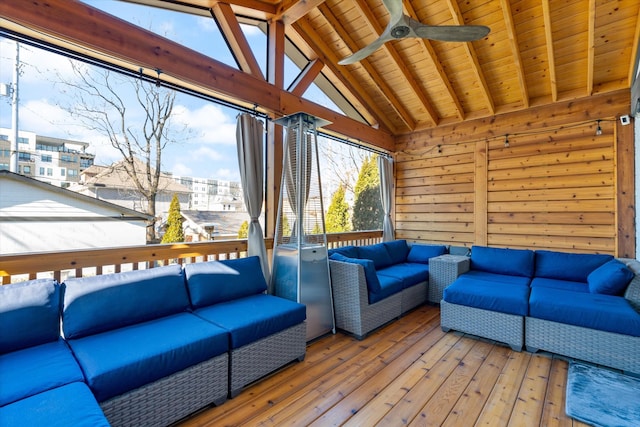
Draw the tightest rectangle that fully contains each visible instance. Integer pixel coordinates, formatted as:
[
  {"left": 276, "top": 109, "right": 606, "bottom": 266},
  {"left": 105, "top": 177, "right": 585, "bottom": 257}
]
[
  {"left": 382, "top": 0, "right": 405, "bottom": 25},
  {"left": 412, "top": 24, "right": 490, "bottom": 42},
  {"left": 338, "top": 30, "right": 394, "bottom": 65}
]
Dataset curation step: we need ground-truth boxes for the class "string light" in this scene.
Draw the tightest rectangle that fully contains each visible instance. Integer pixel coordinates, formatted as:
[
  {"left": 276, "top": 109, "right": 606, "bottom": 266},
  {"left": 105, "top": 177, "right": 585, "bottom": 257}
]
[
  {"left": 504, "top": 134, "right": 510, "bottom": 148},
  {"left": 596, "top": 120, "right": 602, "bottom": 136}
]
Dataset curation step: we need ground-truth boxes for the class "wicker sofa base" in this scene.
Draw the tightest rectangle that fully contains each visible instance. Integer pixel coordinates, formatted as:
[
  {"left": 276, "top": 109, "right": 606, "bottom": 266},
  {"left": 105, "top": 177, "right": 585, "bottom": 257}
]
[
  {"left": 401, "top": 281, "right": 428, "bottom": 314},
  {"left": 230, "top": 322, "right": 306, "bottom": 398},
  {"left": 525, "top": 317, "right": 640, "bottom": 374},
  {"left": 440, "top": 300, "right": 524, "bottom": 351},
  {"left": 100, "top": 352, "right": 228, "bottom": 427}
]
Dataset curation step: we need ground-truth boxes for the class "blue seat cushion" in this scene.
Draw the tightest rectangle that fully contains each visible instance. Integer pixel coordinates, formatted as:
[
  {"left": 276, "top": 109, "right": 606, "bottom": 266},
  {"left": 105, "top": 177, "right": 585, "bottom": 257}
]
[
  {"left": 406, "top": 244, "right": 447, "bottom": 264},
  {"left": 530, "top": 277, "right": 589, "bottom": 293},
  {"left": 534, "top": 250, "right": 613, "bottom": 282},
  {"left": 369, "top": 274, "right": 403, "bottom": 304},
  {"left": 68, "top": 312, "right": 229, "bottom": 402},
  {"left": 184, "top": 256, "right": 268, "bottom": 308},
  {"left": 377, "top": 263, "right": 429, "bottom": 289},
  {"left": 443, "top": 276, "right": 530, "bottom": 316},
  {"left": 63, "top": 264, "right": 190, "bottom": 339},
  {"left": 0, "top": 339, "right": 84, "bottom": 406},
  {"left": 0, "top": 382, "right": 110, "bottom": 427},
  {"left": 529, "top": 287, "right": 640, "bottom": 336},
  {"left": 461, "top": 270, "right": 531, "bottom": 287},
  {"left": 194, "top": 294, "right": 306, "bottom": 349},
  {"left": 383, "top": 240, "right": 410, "bottom": 264},
  {"left": 358, "top": 243, "right": 394, "bottom": 269},
  {"left": 328, "top": 245, "right": 358, "bottom": 258},
  {"left": 330, "top": 253, "right": 382, "bottom": 293},
  {"left": 0, "top": 279, "right": 61, "bottom": 354},
  {"left": 470, "top": 246, "right": 535, "bottom": 278},
  {"left": 587, "top": 259, "right": 634, "bottom": 295}
]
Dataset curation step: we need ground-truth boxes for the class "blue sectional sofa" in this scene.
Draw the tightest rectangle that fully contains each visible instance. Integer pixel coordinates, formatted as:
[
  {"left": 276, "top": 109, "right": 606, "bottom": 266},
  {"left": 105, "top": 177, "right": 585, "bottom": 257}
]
[
  {"left": 328, "top": 240, "right": 446, "bottom": 338},
  {"left": 0, "top": 279, "right": 110, "bottom": 427},
  {"left": 440, "top": 245, "right": 640, "bottom": 374},
  {"left": 0, "top": 256, "right": 306, "bottom": 427}
]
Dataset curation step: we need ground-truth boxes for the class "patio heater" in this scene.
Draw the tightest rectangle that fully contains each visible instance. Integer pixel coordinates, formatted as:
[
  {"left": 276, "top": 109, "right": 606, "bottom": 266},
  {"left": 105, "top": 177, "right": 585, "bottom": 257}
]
[{"left": 271, "top": 113, "right": 335, "bottom": 341}]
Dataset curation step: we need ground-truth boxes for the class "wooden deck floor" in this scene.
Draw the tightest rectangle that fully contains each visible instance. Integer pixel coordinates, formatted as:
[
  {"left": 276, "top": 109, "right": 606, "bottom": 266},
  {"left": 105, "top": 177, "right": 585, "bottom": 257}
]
[{"left": 178, "top": 305, "right": 589, "bottom": 427}]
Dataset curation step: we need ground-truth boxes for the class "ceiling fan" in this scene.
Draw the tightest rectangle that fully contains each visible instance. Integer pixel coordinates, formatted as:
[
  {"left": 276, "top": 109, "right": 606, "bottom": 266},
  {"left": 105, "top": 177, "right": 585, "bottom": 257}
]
[{"left": 338, "top": 0, "right": 490, "bottom": 65}]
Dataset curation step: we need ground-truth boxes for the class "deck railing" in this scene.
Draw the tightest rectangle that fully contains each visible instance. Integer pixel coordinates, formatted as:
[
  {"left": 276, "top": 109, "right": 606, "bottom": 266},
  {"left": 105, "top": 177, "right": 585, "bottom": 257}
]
[{"left": 0, "top": 230, "right": 382, "bottom": 285}]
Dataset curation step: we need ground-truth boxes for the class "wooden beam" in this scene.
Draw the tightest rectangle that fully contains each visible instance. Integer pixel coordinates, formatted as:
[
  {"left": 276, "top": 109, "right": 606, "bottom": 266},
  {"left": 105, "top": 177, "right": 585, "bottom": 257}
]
[
  {"left": 211, "top": 2, "right": 264, "bottom": 79},
  {"left": 319, "top": 3, "right": 415, "bottom": 131},
  {"left": 353, "top": 0, "right": 439, "bottom": 126},
  {"left": 628, "top": 4, "right": 640, "bottom": 84},
  {"left": 499, "top": 0, "right": 529, "bottom": 108},
  {"left": 474, "top": 140, "right": 488, "bottom": 246},
  {"left": 616, "top": 115, "right": 636, "bottom": 258},
  {"left": 288, "top": 58, "right": 324, "bottom": 97},
  {"left": 275, "top": 0, "right": 326, "bottom": 25},
  {"left": 445, "top": 0, "right": 495, "bottom": 115},
  {"left": 587, "top": 0, "right": 596, "bottom": 95},
  {"left": 541, "top": 0, "right": 558, "bottom": 102},
  {"left": 404, "top": 1, "right": 464, "bottom": 120},
  {"left": 0, "top": 0, "right": 393, "bottom": 150}
]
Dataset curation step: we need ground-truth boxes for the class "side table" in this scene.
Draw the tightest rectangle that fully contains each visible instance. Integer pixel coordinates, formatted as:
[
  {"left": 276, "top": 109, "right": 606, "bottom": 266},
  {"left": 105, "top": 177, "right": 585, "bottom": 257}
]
[{"left": 429, "top": 254, "right": 470, "bottom": 304}]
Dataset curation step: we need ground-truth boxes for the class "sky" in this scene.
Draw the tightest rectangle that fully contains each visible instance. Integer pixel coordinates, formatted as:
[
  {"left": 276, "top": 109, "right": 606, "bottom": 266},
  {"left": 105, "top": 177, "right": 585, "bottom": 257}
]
[{"left": 0, "top": 0, "right": 345, "bottom": 183}]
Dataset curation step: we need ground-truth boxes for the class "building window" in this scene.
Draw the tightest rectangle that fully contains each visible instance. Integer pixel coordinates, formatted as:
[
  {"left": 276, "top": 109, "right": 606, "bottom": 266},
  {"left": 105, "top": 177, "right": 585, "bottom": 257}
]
[
  {"left": 39, "top": 167, "right": 45, "bottom": 175},
  {"left": 0, "top": 163, "right": 8, "bottom": 170},
  {"left": 18, "top": 152, "right": 31, "bottom": 161},
  {"left": 61, "top": 168, "right": 66, "bottom": 176},
  {"left": 67, "top": 169, "right": 78, "bottom": 177},
  {"left": 23, "top": 165, "right": 31, "bottom": 174},
  {"left": 18, "top": 137, "right": 29, "bottom": 144},
  {"left": 42, "top": 154, "right": 52, "bottom": 162},
  {"left": 47, "top": 168, "right": 53, "bottom": 176}
]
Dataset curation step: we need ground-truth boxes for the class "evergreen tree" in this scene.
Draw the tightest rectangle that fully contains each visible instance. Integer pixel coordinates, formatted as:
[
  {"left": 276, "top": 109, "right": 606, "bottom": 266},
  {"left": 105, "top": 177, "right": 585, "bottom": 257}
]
[
  {"left": 161, "top": 194, "right": 184, "bottom": 243},
  {"left": 352, "top": 155, "right": 383, "bottom": 231},
  {"left": 325, "top": 184, "right": 351, "bottom": 233},
  {"left": 311, "top": 222, "right": 322, "bottom": 235},
  {"left": 238, "top": 220, "right": 249, "bottom": 239},
  {"left": 281, "top": 214, "right": 291, "bottom": 237}
]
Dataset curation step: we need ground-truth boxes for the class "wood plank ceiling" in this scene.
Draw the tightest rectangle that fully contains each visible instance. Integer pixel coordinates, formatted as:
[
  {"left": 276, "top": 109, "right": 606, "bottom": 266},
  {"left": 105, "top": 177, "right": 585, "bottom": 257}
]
[{"left": 134, "top": 0, "right": 640, "bottom": 138}]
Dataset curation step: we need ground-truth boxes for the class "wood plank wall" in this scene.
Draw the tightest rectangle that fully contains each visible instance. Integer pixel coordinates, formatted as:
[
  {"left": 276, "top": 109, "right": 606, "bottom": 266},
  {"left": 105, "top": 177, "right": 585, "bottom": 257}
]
[{"left": 394, "top": 89, "right": 635, "bottom": 257}]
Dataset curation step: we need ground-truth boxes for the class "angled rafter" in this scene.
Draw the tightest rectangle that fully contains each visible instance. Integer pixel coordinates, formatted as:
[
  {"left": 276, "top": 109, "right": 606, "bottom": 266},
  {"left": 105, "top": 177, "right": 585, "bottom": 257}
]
[
  {"left": 352, "top": 0, "right": 439, "bottom": 126},
  {"left": 541, "top": 0, "right": 558, "bottom": 102},
  {"left": 211, "top": 2, "right": 264, "bottom": 79},
  {"left": 288, "top": 58, "right": 325, "bottom": 96},
  {"left": 587, "top": 0, "right": 596, "bottom": 95},
  {"left": 274, "top": 0, "right": 326, "bottom": 25},
  {"left": 319, "top": 3, "right": 416, "bottom": 131},
  {"left": 628, "top": 4, "right": 640, "bottom": 84},
  {"left": 499, "top": 0, "right": 529, "bottom": 108},
  {"left": 292, "top": 17, "right": 394, "bottom": 132},
  {"left": 445, "top": 0, "right": 495, "bottom": 115},
  {"left": 403, "top": 1, "right": 464, "bottom": 120}
]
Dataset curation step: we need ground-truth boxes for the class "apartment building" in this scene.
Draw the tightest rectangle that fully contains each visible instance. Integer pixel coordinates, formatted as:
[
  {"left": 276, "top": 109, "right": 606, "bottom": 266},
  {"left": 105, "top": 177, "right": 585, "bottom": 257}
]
[{"left": 0, "top": 128, "right": 95, "bottom": 188}]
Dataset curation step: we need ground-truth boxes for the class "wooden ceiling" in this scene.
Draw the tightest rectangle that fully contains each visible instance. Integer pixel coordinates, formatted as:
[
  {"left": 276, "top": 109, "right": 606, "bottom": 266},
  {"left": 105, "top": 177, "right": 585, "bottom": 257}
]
[
  {"left": 1, "top": 0, "right": 639, "bottom": 141},
  {"left": 136, "top": 0, "right": 640, "bottom": 137}
]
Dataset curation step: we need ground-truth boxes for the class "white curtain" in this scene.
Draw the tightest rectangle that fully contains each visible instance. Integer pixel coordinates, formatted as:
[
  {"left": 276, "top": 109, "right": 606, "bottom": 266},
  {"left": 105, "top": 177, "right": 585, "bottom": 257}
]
[
  {"left": 378, "top": 155, "right": 395, "bottom": 242},
  {"left": 236, "top": 113, "right": 269, "bottom": 282}
]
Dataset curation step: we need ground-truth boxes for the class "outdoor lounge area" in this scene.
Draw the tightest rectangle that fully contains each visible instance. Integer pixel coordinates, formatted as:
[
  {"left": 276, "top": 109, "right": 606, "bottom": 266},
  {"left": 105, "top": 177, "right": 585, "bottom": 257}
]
[{"left": 2, "top": 0, "right": 640, "bottom": 426}]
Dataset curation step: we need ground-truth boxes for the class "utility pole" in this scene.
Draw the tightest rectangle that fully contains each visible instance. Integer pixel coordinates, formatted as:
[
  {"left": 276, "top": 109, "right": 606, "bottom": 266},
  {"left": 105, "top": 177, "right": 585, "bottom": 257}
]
[{"left": 10, "top": 42, "right": 20, "bottom": 173}]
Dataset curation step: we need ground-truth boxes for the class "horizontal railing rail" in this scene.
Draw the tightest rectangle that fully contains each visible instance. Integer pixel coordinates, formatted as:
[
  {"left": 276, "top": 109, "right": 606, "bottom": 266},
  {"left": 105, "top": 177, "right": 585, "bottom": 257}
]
[{"left": 0, "top": 230, "right": 383, "bottom": 284}]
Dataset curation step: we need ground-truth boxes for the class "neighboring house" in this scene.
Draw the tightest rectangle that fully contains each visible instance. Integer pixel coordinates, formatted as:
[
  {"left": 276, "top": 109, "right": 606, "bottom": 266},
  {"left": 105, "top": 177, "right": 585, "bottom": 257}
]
[
  {"left": 172, "top": 175, "right": 244, "bottom": 212},
  {"left": 0, "top": 128, "right": 95, "bottom": 188},
  {"left": 177, "top": 210, "right": 254, "bottom": 241},
  {"left": 70, "top": 158, "right": 191, "bottom": 219},
  {"left": 0, "top": 170, "right": 151, "bottom": 255}
]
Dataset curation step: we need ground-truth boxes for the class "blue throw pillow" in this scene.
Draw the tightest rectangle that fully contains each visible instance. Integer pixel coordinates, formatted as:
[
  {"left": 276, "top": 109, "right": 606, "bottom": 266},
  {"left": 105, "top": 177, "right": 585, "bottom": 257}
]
[
  {"left": 384, "top": 240, "right": 410, "bottom": 264},
  {"left": 330, "top": 253, "right": 382, "bottom": 293},
  {"left": 357, "top": 243, "right": 394, "bottom": 269},
  {"left": 406, "top": 244, "right": 447, "bottom": 264},
  {"left": 535, "top": 250, "right": 613, "bottom": 282},
  {"left": 0, "top": 279, "right": 61, "bottom": 354},
  {"left": 184, "top": 256, "right": 268, "bottom": 308},
  {"left": 587, "top": 259, "right": 634, "bottom": 295}
]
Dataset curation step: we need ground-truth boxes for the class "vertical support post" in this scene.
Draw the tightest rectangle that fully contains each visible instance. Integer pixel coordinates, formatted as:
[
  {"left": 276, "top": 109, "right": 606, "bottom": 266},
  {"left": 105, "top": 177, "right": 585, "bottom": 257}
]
[
  {"left": 474, "top": 139, "right": 488, "bottom": 246},
  {"left": 10, "top": 42, "right": 20, "bottom": 173}
]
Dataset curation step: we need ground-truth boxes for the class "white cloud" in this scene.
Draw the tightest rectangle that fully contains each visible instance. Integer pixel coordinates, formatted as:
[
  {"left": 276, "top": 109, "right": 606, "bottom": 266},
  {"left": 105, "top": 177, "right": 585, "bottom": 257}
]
[
  {"left": 240, "top": 23, "right": 263, "bottom": 37},
  {"left": 197, "top": 17, "right": 217, "bottom": 33},
  {"left": 172, "top": 103, "right": 237, "bottom": 145}
]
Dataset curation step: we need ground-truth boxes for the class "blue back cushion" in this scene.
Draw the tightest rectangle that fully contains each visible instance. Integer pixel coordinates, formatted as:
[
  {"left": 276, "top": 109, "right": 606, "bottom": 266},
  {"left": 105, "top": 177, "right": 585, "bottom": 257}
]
[
  {"left": 384, "top": 240, "right": 410, "bottom": 264},
  {"left": 184, "top": 256, "right": 268, "bottom": 308},
  {"left": 0, "top": 279, "right": 61, "bottom": 354},
  {"left": 534, "top": 250, "right": 613, "bottom": 282},
  {"left": 406, "top": 244, "right": 447, "bottom": 264},
  {"left": 330, "top": 252, "right": 382, "bottom": 293},
  {"left": 587, "top": 259, "right": 634, "bottom": 295},
  {"left": 470, "top": 246, "right": 535, "bottom": 278},
  {"left": 328, "top": 245, "right": 358, "bottom": 258},
  {"left": 358, "top": 243, "right": 394, "bottom": 269},
  {"left": 62, "top": 264, "right": 189, "bottom": 339}
]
